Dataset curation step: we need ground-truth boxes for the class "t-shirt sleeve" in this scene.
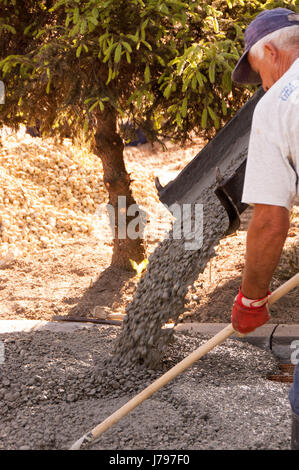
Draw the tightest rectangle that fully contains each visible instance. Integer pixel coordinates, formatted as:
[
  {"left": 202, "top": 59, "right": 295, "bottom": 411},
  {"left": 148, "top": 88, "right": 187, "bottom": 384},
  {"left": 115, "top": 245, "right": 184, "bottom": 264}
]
[{"left": 242, "top": 103, "right": 296, "bottom": 211}]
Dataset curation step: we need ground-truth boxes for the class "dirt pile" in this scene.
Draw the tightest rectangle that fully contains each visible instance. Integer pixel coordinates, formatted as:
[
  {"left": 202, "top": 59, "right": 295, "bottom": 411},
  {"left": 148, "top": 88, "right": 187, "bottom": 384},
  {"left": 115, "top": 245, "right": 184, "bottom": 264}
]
[
  {"left": 0, "top": 126, "right": 202, "bottom": 262},
  {"left": 0, "top": 126, "right": 107, "bottom": 257}
]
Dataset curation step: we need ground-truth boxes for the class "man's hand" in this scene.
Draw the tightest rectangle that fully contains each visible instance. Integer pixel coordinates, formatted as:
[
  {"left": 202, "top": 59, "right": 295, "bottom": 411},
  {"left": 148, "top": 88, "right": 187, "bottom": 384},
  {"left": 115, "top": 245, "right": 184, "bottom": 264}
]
[{"left": 231, "top": 288, "right": 270, "bottom": 334}]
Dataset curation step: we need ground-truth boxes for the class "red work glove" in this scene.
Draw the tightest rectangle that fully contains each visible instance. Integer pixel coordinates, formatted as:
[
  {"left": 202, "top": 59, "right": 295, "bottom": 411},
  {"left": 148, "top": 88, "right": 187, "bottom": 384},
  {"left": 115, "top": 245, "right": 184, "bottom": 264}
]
[{"left": 231, "top": 288, "right": 271, "bottom": 334}]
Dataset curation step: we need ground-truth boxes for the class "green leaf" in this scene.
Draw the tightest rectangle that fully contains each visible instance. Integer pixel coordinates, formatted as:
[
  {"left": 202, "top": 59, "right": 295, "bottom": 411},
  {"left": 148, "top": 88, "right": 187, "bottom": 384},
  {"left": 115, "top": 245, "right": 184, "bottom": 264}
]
[
  {"left": 3, "top": 24, "right": 16, "bottom": 34},
  {"left": 175, "top": 111, "right": 182, "bottom": 126},
  {"left": 196, "top": 71, "right": 203, "bottom": 87},
  {"left": 141, "top": 18, "right": 149, "bottom": 40},
  {"left": 88, "top": 16, "right": 98, "bottom": 26},
  {"left": 80, "top": 19, "right": 87, "bottom": 35},
  {"left": 49, "top": 0, "right": 66, "bottom": 12},
  {"left": 89, "top": 100, "right": 99, "bottom": 112},
  {"left": 76, "top": 45, "right": 82, "bottom": 57},
  {"left": 130, "top": 258, "right": 148, "bottom": 276},
  {"left": 201, "top": 108, "right": 208, "bottom": 129},
  {"left": 36, "top": 29, "right": 46, "bottom": 39},
  {"left": 73, "top": 7, "right": 79, "bottom": 23},
  {"left": 69, "top": 22, "right": 80, "bottom": 37},
  {"left": 141, "top": 40, "right": 152, "bottom": 51},
  {"left": 167, "top": 104, "right": 177, "bottom": 113},
  {"left": 208, "top": 106, "right": 219, "bottom": 129},
  {"left": 160, "top": 3, "right": 169, "bottom": 15},
  {"left": 156, "top": 55, "right": 165, "bottom": 66},
  {"left": 144, "top": 64, "right": 150, "bottom": 83},
  {"left": 92, "top": 7, "right": 99, "bottom": 18},
  {"left": 103, "top": 41, "right": 115, "bottom": 57},
  {"left": 24, "top": 23, "right": 34, "bottom": 35},
  {"left": 129, "top": 259, "right": 138, "bottom": 272},
  {"left": 182, "top": 76, "right": 191, "bottom": 93},
  {"left": 222, "top": 70, "right": 232, "bottom": 93},
  {"left": 122, "top": 41, "right": 132, "bottom": 53},
  {"left": 106, "top": 67, "right": 113, "bottom": 84},
  {"left": 191, "top": 74, "right": 197, "bottom": 91},
  {"left": 163, "top": 83, "right": 172, "bottom": 99},
  {"left": 114, "top": 44, "right": 122, "bottom": 63},
  {"left": 127, "top": 31, "right": 139, "bottom": 43},
  {"left": 221, "top": 98, "right": 227, "bottom": 116},
  {"left": 181, "top": 97, "right": 188, "bottom": 118},
  {"left": 65, "top": 14, "right": 71, "bottom": 28},
  {"left": 209, "top": 60, "right": 216, "bottom": 84},
  {"left": 213, "top": 17, "right": 219, "bottom": 33},
  {"left": 207, "top": 106, "right": 216, "bottom": 120},
  {"left": 83, "top": 118, "right": 89, "bottom": 133}
]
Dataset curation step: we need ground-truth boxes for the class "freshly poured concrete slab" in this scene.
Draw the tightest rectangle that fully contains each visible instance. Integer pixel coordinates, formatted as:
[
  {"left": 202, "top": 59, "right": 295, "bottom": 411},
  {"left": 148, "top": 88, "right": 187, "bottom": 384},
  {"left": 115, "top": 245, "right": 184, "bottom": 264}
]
[{"left": 175, "top": 322, "right": 278, "bottom": 351}]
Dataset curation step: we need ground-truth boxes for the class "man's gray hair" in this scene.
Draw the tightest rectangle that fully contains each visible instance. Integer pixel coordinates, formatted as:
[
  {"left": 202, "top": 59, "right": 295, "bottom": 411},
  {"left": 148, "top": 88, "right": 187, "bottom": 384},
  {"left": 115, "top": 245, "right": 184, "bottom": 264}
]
[{"left": 250, "top": 25, "right": 299, "bottom": 59}]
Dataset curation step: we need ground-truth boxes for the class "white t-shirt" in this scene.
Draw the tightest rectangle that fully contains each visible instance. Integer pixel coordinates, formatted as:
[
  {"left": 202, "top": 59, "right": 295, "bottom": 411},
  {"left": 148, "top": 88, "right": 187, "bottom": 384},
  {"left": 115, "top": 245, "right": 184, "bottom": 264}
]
[{"left": 242, "top": 58, "right": 299, "bottom": 210}]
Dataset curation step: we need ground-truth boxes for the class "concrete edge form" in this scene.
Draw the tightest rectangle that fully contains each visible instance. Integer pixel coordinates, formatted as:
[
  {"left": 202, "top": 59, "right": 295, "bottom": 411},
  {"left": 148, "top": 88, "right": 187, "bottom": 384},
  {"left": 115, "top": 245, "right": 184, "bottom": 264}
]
[
  {"left": 175, "top": 322, "right": 276, "bottom": 350},
  {"left": 176, "top": 323, "right": 299, "bottom": 363}
]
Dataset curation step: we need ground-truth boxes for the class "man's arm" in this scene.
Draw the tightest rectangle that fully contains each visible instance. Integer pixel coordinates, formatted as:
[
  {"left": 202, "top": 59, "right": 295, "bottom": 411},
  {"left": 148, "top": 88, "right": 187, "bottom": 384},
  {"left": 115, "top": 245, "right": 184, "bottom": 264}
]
[
  {"left": 242, "top": 203, "right": 290, "bottom": 299},
  {"left": 231, "top": 204, "right": 290, "bottom": 334}
]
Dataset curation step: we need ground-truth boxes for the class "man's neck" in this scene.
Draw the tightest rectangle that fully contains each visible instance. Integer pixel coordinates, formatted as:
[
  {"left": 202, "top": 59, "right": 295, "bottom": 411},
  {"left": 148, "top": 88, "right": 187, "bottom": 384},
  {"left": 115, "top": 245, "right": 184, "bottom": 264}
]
[
  {"left": 277, "top": 50, "right": 299, "bottom": 80},
  {"left": 287, "top": 50, "right": 299, "bottom": 67}
]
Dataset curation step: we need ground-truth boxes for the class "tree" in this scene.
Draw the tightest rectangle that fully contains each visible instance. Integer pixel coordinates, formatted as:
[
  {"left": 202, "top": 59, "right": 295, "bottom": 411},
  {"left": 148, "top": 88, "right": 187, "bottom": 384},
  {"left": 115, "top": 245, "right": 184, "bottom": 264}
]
[{"left": 0, "top": 0, "right": 297, "bottom": 269}]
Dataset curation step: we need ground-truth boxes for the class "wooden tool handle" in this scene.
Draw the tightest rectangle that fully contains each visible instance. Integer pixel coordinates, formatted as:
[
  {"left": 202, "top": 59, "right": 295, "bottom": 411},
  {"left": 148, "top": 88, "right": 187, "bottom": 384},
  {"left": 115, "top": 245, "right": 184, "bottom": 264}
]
[
  {"left": 70, "top": 324, "right": 234, "bottom": 450},
  {"left": 268, "top": 272, "right": 299, "bottom": 306},
  {"left": 70, "top": 272, "right": 299, "bottom": 450}
]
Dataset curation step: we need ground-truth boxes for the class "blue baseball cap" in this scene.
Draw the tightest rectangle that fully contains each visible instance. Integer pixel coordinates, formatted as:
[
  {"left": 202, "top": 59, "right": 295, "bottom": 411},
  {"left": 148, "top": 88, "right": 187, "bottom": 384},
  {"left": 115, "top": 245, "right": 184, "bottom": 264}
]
[{"left": 232, "top": 8, "right": 299, "bottom": 85}]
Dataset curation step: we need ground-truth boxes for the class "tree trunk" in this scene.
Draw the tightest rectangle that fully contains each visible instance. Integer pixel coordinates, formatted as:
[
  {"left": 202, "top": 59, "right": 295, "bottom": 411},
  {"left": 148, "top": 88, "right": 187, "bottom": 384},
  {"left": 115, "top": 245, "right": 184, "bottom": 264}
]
[{"left": 94, "top": 107, "right": 146, "bottom": 270}]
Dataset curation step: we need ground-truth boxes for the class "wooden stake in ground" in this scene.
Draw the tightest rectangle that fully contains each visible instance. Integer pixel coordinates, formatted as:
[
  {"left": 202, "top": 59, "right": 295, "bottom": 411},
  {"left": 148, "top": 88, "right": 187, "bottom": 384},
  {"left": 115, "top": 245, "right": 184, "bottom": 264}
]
[{"left": 70, "top": 273, "right": 299, "bottom": 450}]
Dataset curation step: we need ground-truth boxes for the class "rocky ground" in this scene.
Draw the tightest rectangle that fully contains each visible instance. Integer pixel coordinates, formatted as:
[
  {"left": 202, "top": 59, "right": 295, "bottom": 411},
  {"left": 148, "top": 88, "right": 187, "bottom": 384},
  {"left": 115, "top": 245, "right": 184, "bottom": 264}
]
[{"left": 0, "top": 327, "right": 293, "bottom": 450}]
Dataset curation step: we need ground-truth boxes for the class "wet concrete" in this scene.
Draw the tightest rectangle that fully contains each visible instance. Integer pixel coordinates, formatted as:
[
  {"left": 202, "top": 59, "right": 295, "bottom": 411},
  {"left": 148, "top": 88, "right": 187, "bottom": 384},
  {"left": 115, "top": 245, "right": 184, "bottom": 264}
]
[{"left": 0, "top": 326, "right": 292, "bottom": 450}]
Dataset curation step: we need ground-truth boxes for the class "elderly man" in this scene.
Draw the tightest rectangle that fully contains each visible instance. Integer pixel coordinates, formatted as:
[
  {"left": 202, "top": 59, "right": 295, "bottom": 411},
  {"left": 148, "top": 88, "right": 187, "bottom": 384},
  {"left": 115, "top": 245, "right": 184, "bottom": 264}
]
[{"left": 230, "top": 8, "right": 299, "bottom": 449}]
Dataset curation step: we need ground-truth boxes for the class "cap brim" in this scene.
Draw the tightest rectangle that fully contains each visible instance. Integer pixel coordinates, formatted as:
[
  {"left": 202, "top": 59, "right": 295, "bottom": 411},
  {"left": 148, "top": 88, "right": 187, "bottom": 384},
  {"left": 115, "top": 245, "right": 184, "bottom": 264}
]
[{"left": 232, "top": 50, "right": 262, "bottom": 85}]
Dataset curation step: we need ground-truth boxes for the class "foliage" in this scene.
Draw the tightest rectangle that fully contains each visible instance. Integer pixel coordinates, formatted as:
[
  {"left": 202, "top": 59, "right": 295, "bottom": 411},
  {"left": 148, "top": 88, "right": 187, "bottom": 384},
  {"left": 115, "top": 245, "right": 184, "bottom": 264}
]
[
  {"left": 130, "top": 258, "right": 148, "bottom": 278},
  {"left": 0, "top": 0, "right": 298, "bottom": 143}
]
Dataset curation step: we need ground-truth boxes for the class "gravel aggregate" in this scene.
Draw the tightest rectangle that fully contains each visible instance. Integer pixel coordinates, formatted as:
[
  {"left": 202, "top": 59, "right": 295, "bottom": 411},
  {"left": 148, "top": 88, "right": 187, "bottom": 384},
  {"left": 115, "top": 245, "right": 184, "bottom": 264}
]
[{"left": 0, "top": 327, "right": 292, "bottom": 450}]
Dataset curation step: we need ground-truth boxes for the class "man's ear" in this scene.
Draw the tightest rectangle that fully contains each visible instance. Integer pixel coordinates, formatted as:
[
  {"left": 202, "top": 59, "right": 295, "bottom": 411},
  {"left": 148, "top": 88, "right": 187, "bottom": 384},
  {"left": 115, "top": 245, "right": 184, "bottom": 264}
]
[{"left": 264, "top": 42, "right": 279, "bottom": 63}]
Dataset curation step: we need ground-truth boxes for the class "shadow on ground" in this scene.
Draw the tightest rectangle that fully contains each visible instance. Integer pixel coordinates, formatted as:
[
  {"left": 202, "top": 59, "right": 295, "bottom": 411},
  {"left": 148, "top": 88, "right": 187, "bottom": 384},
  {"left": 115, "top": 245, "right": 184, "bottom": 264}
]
[
  {"left": 66, "top": 265, "right": 135, "bottom": 317},
  {"left": 185, "top": 259, "right": 298, "bottom": 324},
  {"left": 184, "top": 275, "right": 242, "bottom": 324}
]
